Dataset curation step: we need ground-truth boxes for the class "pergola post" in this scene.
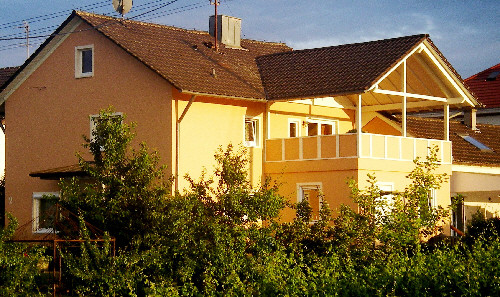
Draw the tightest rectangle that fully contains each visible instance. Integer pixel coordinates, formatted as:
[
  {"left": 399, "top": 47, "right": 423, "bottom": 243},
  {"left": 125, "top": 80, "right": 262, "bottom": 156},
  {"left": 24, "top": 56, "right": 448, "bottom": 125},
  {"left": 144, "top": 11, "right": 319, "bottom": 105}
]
[
  {"left": 402, "top": 60, "right": 407, "bottom": 137},
  {"left": 356, "top": 94, "right": 362, "bottom": 157},
  {"left": 444, "top": 103, "right": 449, "bottom": 141}
]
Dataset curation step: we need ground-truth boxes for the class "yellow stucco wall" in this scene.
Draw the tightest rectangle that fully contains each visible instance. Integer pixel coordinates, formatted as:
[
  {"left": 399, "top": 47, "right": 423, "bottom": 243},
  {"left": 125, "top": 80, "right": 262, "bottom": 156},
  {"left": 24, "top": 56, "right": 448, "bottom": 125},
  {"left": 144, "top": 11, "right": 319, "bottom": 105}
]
[{"left": 4, "top": 18, "right": 457, "bottom": 239}]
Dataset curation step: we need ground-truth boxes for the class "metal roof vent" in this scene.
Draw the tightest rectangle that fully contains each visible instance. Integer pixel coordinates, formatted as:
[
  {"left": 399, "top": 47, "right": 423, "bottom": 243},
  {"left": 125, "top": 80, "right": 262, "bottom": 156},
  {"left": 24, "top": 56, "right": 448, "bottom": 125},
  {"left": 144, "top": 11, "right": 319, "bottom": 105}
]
[{"left": 209, "top": 15, "right": 242, "bottom": 49}]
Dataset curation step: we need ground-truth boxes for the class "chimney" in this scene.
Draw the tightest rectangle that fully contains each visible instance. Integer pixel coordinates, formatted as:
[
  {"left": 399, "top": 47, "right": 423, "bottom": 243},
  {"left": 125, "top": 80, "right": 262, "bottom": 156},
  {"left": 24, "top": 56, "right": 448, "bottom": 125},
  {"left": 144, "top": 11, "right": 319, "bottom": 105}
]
[
  {"left": 463, "top": 108, "right": 477, "bottom": 130},
  {"left": 209, "top": 15, "right": 242, "bottom": 48}
]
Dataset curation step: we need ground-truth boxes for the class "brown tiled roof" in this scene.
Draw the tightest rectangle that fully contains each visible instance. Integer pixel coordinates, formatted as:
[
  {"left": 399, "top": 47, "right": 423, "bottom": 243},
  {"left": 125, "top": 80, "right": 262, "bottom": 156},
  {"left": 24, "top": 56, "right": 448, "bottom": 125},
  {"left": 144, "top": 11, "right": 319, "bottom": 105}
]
[
  {"left": 256, "top": 34, "right": 428, "bottom": 101},
  {"left": 76, "top": 11, "right": 291, "bottom": 100},
  {"left": 402, "top": 116, "right": 500, "bottom": 167},
  {"left": 0, "top": 66, "right": 20, "bottom": 91},
  {"left": 465, "top": 63, "right": 500, "bottom": 108}
]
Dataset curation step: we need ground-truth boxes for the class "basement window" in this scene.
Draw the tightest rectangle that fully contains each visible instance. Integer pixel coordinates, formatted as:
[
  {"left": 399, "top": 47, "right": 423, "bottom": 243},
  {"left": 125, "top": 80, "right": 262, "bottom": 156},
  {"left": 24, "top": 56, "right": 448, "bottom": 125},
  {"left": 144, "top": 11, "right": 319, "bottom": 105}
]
[
  {"left": 75, "top": 45, "right": 94, "bottom": 78},
  {"left": 32, "top": 192, "right": 59, "bottom": 233},
  {"left": 459, "top": 134, "right": 493, "bottom": 152},
  {"left": 297, "top": 183, "right": 322, "bottom": 222}
]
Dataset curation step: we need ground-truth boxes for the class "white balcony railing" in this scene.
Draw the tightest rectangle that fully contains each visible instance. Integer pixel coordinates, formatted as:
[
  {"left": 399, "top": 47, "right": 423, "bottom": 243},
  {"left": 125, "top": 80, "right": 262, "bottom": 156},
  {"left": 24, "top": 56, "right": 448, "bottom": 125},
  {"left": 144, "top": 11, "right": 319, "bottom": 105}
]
[{"left": 265, "top": 133, "right": 452, "bottom": 164}]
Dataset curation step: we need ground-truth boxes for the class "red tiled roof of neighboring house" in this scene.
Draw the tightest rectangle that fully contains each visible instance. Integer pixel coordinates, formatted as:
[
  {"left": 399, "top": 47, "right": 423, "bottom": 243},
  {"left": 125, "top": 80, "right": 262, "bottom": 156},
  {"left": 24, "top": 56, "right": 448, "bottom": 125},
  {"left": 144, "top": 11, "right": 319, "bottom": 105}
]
[
  {"left": 465, "top": 63, "right": 500, "bottom": 108},
  {"left": 0, "top": 66, "right": 20, "bottom": 91},
  {"left": 400, "top": 116, "right": 500, "bottom": 167},
  {"left": 257, "top": 34, "right": 438, "bottom": 101},
  {"left": 75, "top": 11, "right": 291, "bottom": 100}
]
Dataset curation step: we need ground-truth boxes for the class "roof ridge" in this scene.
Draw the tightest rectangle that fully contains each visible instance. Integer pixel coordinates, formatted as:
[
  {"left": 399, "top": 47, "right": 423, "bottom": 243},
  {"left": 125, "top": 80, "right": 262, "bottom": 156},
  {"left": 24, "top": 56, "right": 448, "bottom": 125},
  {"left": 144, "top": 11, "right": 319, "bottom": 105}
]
[
  {"left": 257, "top": 34, "right": 428, "bottom": 59},
  {"left": 75, "top": 10, "right": 288, "bottom": 46}
]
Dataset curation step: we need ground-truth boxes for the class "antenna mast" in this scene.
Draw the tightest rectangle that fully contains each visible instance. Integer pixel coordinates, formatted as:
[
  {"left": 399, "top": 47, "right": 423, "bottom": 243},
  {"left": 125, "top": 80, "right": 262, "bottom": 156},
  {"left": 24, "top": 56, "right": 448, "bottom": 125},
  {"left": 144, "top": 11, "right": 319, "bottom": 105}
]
[
  {"left": 20, "top": 21, "right": 30, "bottom": 59},
  {"left": 210, "top": 0, "right": 219, "bottom": 51}
]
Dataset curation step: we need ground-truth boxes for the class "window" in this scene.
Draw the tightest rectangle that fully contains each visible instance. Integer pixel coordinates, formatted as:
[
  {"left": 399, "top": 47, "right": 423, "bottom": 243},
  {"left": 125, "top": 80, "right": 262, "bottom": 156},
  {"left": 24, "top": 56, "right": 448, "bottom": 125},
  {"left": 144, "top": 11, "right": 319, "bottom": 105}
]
[
  {"left": 75, "top": 45, "right": 94, "bottom": 78},
  {"left": 459, "top": 134, "right": 493, "bottom": 152},
  {"left": 289, "top": 119, "right": 300, "bottom": 137},
  {"left": 32, "top": 192, "right": 59, "bottom": 233},
  {"left": 375, "top": 182, "right": 394, "bottom": 220},
  {"left": 306, "top": 119, "right": 336, "bottom": 136},
  {"left": 297, "top": 183, "right": 322, "bottom": 221},
  {"left": 90, "top": 112, "right": 123, "bottom": 148},
  {"left": 244, "top": 117, "right": 259, "bottom": 147},
  {"left": 428, "top": 189, "right": 437, "bottom": 209}
]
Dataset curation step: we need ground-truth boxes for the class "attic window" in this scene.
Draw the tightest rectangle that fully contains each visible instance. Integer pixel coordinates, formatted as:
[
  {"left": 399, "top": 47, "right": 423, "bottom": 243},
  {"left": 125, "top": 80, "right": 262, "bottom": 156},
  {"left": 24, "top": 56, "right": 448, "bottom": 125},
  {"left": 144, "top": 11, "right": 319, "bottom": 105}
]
[
  {"left": 75, "top": 45, "right": 94, "bottom": 78},
  {"left": 486, "top": 71, "right": 500, "bottom": 81},
  {"left": 459, "top": 134, "right": 493, "bottom": 152}
]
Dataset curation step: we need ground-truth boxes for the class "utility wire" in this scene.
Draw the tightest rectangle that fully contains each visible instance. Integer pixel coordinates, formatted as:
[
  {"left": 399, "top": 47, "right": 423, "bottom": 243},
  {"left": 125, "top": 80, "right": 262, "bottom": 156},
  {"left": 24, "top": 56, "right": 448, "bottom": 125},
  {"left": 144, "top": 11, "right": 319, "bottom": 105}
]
[{"left": 0, "top": 0, "right": 220, "bottom": 51}]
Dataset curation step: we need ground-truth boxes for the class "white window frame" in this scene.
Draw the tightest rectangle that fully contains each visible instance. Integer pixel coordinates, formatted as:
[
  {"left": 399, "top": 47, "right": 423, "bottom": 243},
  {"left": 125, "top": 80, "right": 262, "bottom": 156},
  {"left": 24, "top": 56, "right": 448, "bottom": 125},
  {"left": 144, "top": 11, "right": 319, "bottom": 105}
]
[
  {"left": 297, "top": 182, "right": 323, "bottom": 221},
  {"left": 288, "top": 119, "right": 301, "bottom": 138},
  {"left": 375, "top": 182, "right": 394, "bottom": 219},
  {"left": 75, "top": 44, "right": 94, "bottom": 78},
  {"left": 32, "top": 192, "right": 59, "bottom": 234},
  {"left": 306, "top": 118, "right": 338, "bottom": 136},
  {"left": 428, "top": 188, "right": 437, "bottom": 209},
  {"left": 90, "top": 112, "right": 123, "bottom": 146},
  {"left": 244, "top": 117, "right": 260, "bottom": 147}
]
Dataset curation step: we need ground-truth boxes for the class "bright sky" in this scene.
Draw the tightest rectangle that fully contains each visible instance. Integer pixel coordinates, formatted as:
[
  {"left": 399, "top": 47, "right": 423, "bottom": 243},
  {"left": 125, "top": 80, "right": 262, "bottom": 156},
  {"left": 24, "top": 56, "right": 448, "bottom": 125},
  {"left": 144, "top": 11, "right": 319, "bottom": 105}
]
[{"left": 0, "top": 0, "right": 498, "bottom": 78}]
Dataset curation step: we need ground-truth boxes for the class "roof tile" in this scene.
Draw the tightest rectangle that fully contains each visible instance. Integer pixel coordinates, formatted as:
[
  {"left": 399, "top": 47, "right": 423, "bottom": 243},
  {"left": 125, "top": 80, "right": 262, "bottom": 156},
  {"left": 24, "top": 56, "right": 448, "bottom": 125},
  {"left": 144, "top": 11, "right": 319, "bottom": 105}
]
[
  {"left": 77, "top": 11, "right": 291, "bottom": 100},
  {"left": 256, "top": 34, "right": 428, "bottom": 101}
]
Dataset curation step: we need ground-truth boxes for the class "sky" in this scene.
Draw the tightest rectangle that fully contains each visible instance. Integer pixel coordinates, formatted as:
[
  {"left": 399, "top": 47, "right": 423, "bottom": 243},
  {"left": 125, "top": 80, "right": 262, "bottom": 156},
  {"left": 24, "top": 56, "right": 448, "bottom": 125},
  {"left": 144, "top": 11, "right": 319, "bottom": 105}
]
[{"left": 0, "top": 0, "right": 498, "bottom": 78}]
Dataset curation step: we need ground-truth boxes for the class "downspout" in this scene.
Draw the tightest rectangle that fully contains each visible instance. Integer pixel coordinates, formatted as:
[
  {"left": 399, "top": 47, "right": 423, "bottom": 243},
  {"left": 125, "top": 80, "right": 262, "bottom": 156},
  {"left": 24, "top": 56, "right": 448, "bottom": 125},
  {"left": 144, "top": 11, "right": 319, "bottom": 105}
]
[{"left": 175, "top": 95, "right": 197, "bottom": 192}]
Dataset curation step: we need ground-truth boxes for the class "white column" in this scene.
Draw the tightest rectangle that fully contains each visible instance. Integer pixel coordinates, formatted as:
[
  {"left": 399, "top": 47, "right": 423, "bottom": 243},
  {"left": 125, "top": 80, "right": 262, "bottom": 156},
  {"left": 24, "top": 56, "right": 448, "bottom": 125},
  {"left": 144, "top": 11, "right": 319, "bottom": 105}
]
[
  {"left": 356, "top": 94, "right": 362, "bottom": 157},
  {"left": 402, "top": 60, "right": 407, "bottom": 137},
  {"left": 444, "top": 103, "right": 449, "bottom": 141}
]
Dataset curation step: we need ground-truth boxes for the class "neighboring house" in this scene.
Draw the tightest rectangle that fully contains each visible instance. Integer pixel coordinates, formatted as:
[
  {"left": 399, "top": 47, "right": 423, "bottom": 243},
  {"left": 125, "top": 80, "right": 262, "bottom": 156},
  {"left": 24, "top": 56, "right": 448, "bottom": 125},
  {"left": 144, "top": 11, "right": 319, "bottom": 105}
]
[
  {"left": 464, "top": 63, "right": 500, "bottom": 125},
  {"left": 0, "top": 11, "right": 478, "bottom": 238},
  {"left": 394, "top": 116, "right": 500, "bottom": 232}
]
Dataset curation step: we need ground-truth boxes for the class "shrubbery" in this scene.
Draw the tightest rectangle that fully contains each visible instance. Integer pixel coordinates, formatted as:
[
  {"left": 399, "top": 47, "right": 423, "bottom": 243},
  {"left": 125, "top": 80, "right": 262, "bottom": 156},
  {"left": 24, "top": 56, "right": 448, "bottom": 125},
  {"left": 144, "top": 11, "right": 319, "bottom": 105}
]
[
  {"left": 2, "top": 108, "right": 499, "bottom": 296},
  {"left": 0, "top": 214, "right": 48, "bottom": 296}
]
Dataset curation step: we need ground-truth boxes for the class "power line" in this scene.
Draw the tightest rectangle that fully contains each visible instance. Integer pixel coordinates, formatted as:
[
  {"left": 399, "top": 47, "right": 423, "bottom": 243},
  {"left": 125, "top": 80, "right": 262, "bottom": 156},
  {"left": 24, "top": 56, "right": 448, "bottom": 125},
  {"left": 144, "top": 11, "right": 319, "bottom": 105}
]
[
  {"left": 0, "top": 0, "right": 109, "bottom": 29},
  {"left": 0, "top": 0, "right": 223, "bottom": 52}
]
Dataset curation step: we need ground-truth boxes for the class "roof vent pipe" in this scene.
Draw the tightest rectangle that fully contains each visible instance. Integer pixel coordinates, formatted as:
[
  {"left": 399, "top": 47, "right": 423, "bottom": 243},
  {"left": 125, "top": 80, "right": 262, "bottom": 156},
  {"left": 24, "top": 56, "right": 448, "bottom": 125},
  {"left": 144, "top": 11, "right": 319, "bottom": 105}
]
[
  {"left": 210, "top": 15, "right": 242, "bottom": 49},
  {"left": 463, "top": 108, "right": 477, "bottom": 131}
]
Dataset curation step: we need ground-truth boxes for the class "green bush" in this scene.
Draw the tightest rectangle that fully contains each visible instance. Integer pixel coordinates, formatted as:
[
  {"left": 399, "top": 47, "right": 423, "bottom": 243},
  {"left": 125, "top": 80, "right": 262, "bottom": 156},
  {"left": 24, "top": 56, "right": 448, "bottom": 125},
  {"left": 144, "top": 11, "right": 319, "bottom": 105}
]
[{"left": 0, "top": 214, "right": 48, "bottom": 296}]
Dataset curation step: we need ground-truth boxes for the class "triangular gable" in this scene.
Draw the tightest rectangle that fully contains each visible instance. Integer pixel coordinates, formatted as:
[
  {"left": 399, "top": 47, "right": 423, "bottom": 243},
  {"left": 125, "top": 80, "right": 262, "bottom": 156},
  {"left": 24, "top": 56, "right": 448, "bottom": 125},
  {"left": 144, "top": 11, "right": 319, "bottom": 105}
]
[{"left": 365, "top": 38, "right": 478, "bottom": 112}]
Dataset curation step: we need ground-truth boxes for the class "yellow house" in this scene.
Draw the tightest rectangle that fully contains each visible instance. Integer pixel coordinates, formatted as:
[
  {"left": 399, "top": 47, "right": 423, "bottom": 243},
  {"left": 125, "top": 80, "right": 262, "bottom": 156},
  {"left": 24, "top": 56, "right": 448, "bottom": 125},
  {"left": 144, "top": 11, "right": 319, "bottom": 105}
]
[{"left": 0, "top": 11, "right": 478, "bottom": 238}]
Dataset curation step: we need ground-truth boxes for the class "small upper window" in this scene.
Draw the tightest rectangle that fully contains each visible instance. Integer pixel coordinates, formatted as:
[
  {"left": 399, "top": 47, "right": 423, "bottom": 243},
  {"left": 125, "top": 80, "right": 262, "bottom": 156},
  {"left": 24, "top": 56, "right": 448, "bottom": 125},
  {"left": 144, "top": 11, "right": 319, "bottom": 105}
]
[
  {"left": 244, "top": 117, "right": 259, "bottom": 147},
  {"left": 75, "top": 45, "right": 94, "bottom": 78},
  {"left": 459, "top": 134, "right": 493, "bottom": 152}
]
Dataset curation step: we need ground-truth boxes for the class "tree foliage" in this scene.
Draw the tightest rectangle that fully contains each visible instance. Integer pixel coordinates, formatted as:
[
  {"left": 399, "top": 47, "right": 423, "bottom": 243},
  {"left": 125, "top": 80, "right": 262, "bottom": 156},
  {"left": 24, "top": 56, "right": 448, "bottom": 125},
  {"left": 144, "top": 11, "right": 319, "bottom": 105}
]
[
  {"left": 0, "top": 214, "right": 48, "bottom": 296},
  {"left": 51, "top": 108, "right": 500, "bottom": 296}
]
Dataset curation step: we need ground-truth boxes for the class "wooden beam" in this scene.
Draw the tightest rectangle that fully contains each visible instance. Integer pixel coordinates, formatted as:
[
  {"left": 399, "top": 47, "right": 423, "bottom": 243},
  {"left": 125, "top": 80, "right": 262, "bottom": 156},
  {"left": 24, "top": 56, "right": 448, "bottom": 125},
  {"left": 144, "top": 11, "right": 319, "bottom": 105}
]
[
  {"left": 362, "top": 100, "right": 445, "bottom": 112},
  {"left": 420, "top": 43, "right": 472, "bottom": 104},
  {"left": 372, "top": 88, "right": 447, "bottom": 102},
  {"left": 402, "top": 60, "right": 407, "bottom": 137},
  {"left": 356, "top": 94, "right": 362, "bottom": 157},
  {"left": 444, "top": 104, "right": 450, "bottom": 141},
  {"left": 413, "top": 53, "right": 453, "bottom": 98}
]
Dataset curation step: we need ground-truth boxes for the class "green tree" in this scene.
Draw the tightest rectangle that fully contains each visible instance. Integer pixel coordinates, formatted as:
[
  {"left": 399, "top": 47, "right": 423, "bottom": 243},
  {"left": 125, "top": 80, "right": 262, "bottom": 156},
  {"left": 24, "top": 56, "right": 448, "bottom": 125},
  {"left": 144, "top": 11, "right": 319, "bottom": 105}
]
[{"left": 59, "top": 107, "right": 171, "bottom": 248}]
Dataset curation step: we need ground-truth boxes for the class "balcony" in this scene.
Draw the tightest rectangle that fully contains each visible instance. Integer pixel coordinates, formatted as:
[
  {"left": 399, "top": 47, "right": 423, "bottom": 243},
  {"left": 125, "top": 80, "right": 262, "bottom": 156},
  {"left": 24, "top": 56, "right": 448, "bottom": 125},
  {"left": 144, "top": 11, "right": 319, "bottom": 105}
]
[{"left": 265, "top": 133, "right": 452, "bottom": 164}]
